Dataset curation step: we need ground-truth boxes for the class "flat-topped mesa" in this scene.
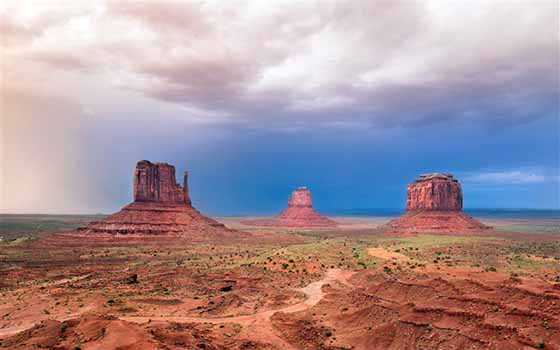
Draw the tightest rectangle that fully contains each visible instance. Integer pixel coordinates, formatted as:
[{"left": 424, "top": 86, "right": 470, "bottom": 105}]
[
  {"left": 286, "top": 186, "right": 313, "bottom": 208},
  {"left": 406, "top": 173, "right": 462, "bottom": 211},
  {"left": 387, "top": 173, "right": 491, "bottom": 234},
  {"left": 133, "top": 160, "right": 191, "bottom": 205}
]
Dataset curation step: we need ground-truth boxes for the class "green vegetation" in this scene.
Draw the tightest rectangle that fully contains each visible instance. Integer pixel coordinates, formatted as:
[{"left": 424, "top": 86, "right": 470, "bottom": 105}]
[
  {"left": 0, "top": 214, "right": 104, "bottom": 240},
  {"left": 384, "top": 234, "right": 490, "bottom": 250}
]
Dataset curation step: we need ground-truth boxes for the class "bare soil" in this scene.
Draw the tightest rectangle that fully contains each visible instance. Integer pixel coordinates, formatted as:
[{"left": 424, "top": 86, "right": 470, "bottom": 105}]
[{"left": 1, "top": 216, "right": 558, "bottom": 349}]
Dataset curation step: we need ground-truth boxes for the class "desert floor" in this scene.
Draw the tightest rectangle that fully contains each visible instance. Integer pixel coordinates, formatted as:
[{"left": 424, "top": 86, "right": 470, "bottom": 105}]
[{"left": 0, "top": 215, "right": 559, "bottom": 349}]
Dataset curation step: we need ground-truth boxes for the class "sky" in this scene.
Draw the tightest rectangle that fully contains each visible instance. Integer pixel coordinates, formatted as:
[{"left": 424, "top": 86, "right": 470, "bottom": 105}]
[{"left": 1, "top": 0, "right": 559, "bottom": 215}]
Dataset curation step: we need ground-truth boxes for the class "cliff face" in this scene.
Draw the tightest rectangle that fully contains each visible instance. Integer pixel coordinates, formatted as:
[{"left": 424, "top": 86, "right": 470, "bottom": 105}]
[
  {"left": 406, "top": 173, "right": 462, "bottom": 211},
  {"left": 80, "top": 160, "right": 243, "bottom": 239},
  {"left": 387, "top": 173, "right": 491, "bottom": 234},
  {"left": 286, "top": 187, "right": 313, "bottom": 208},
  {"left": 133, "top": 160, "right": 191, "bottom": 205}
]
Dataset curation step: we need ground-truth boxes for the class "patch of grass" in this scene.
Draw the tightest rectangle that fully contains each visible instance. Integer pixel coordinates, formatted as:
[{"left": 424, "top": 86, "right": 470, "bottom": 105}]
[
  {"left": 386, "top": 234, "right": 490, "bottom": 250},
  {"left": 354, "top": 247, "right": 380, "bottom": 269},
  {"left": 0, "top": 214, "right": 104, "bottom": 240},
  {"left": 506, "top": 254, "right": 559, "bottom": 272}
]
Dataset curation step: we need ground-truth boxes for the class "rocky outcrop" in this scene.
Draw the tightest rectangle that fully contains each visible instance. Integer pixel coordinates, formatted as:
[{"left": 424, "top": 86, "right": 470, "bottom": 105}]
[
  {"left": 285, "top": 187, "right": 313, "bottom": 208},
  {"left": 387, "top": 173, "right": 491, "bottom": 234},
  {"left": 79, "top": 160, "right": 245, "bottom": 240},
  {"left": 406, "top": 173, "right": 462, "bottom": 211},
  {"left": 243, "top": 187, "right": 338, "bottom": 227},
  {"left": 133, "top": 160, "right": 190, "bottom": 205}
]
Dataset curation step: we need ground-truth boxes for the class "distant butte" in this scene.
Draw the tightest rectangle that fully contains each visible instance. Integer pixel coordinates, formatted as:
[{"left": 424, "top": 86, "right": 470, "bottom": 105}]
[
  {"left": 79, "top": 160, "right": 244, "bottom": 239},
  {"left": 387, "top": 173, "right": 492, "bottom": 233},
  {"left": 243, "top": 187, "right": 338, "bottom": 227}
]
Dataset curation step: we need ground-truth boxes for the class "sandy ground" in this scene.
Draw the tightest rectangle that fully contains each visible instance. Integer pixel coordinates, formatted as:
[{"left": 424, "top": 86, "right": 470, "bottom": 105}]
[
  {"left": 0, "top": 215, "right": 558, "bottom": 349},
  {"left": 119, "top": 269, "right": 354, "bottom": 350},
  {"left": 367, "top": 247, "right": 412, "bottom": 262}
]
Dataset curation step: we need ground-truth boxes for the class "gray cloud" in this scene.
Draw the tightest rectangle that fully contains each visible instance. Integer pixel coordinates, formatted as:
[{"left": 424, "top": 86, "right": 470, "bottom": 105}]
[{"left": 2, "top": 0, "right": 558, "bottom": 129}]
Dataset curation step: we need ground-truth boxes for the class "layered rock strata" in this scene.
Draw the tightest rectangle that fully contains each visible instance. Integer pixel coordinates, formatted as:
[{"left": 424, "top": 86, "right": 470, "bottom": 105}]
[
  {"left": 406, "top": 173, "right": 462, "bottom": 211},
  {"left": 387, "top": 173, "right": 491, "bottom": 233},
  {"left": 243, "top": 187, "right": 338, "bottom": 227},
  {"left": 80, "top": 160, "right": 238, "bottom": 238}
]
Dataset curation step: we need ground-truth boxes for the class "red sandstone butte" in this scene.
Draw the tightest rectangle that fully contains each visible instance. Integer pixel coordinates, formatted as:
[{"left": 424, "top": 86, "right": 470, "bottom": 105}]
[
  {"left": 243, "top": 187, "right": 338, "bottom": 227},
  {"left": 80, "top": 160, "right": 242, "bottom": 239},
  {"left": 133, "top": 160, "right": 191, "bottom": 205},
  {"left": 387, "top": 173, "right": 491, "bottom": 233}
]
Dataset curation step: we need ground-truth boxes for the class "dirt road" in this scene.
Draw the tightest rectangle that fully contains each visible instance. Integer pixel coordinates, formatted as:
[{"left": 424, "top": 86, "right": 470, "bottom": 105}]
[
  {"left": 121, "top": 269, "right": 354, "bottom": 349},
  {"left": 0, "top": 269, "right": 354, "bottom": 349}
]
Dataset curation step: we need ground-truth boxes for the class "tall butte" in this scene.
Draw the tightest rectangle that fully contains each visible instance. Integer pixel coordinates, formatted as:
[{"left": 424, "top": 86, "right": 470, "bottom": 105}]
[
  {"left": 243, "top": 186, "right": 338, "bottom": 227},
  {"left": 387, "top": 173, "right": 491, "bottom": 233},
  {"left": 81, "top": 160, "right": 242, "bottom": 239}
]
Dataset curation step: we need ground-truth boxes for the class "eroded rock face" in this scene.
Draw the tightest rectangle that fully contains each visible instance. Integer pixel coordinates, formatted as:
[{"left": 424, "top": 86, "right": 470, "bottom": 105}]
[
  {"left": 133, "top": 160, "right": 190, "bottom": 205},
  {"left": 242, "top": 187, "right": 338, "bottom": 227},
  {"left": 387, "top": 173, "right": 491, "bottom": 233},
  {"left": 79, "top": 160, "right": 243, "bottom": 239},
  {"left": 286, "top": 187, "right": 313, "bottom": 208},
  {"left": 406, "top": 173, "right": 462, "bottom": 211}
]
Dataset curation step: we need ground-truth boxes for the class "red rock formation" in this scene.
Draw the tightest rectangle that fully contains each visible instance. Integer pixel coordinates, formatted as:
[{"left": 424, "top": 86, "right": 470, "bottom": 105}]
[
  {"left": 79, "top": 160, "right": 244, "bottom": 240},
  {"left": 133, "top": 160, "right": 190, "bottom": 205},
  {"left": 285, "top": 187, "right": 313, "bottom": 208},
  {"left": 243, "top": 187, "right": 338, "bottom": 227},
  {"left": 406, "top": 173, "right": 462, "bottom": 211},
  {"left": 387, "top": 173, "right": 491, "bottom": 234}
]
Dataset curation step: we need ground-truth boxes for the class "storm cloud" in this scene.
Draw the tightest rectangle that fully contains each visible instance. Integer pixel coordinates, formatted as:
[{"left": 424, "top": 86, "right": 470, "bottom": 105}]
[
  {"left": 3, "top": 0, "right": 557, "bottom": 128},
  {"left": 1, "top": 1, "right": 558, "bottom": 213}
]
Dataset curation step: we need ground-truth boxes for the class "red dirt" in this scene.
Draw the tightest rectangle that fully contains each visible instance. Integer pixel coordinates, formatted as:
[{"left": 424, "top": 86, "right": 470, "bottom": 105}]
[
  {"left": 0, "top": 269, "right": 353, "bottom": 350},
  {"left": 386, "top": 210, "right": 492, "bottom": 234},
  {"left": 1, "top": 215, "right": 557, "bottom": 350},
  {"left": 271, "top": 267, "right": 560, "bottom": 350}
]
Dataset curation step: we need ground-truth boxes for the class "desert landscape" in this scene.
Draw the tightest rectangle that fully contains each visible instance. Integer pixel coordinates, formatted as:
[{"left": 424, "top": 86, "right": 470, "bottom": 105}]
[
  {"left": 2, "top": 1, "right": 558, "bottom": 349},
  {"left": 1, "top": 162, "right": 558, "bottom": 350}
]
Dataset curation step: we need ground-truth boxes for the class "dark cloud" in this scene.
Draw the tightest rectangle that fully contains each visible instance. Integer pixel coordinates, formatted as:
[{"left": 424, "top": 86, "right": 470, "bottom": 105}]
[{"left": 4, "top": 0, "right": 558, "bottom": 130}]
